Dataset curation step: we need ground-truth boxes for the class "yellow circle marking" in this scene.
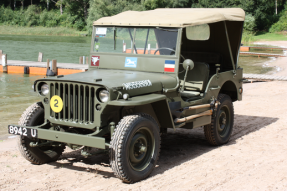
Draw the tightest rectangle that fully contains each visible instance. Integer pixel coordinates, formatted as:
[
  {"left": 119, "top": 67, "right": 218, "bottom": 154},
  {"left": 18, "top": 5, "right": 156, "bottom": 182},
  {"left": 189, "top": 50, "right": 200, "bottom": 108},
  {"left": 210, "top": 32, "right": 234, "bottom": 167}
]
[{"left": 50, "top": 95, "right": 63, "bottom": 113}]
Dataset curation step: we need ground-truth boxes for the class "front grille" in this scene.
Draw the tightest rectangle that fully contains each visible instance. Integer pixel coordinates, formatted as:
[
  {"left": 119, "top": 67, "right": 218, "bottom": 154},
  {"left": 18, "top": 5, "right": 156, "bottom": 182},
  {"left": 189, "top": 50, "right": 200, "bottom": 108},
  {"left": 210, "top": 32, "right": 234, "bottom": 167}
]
[{"left": 50, "top": 82, "right": 95, "bottom": 124}]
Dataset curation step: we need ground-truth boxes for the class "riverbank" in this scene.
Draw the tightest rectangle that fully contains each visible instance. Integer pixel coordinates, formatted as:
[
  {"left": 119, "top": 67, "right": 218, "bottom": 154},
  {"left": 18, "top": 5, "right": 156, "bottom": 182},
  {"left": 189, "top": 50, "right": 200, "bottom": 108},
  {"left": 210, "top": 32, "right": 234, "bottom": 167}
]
[
  {"left": 252, "top": 41, "right": 287, "bottom": 76},
  {"left": 1, "top": 80, "right": 287, "bottom": 190},
  {"left": 0, "top": 25, "right": 88, "bottom": 36}
]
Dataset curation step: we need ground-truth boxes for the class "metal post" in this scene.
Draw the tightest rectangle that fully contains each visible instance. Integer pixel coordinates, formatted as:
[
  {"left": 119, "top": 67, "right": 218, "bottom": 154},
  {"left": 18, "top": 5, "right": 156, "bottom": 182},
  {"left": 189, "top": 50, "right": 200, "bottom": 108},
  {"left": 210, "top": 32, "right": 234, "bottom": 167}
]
[
  {"left": 123, "top": 43, "right": 126, "bottom": 53},
  {"left": 2, "top": 54, "right": 7, "bottom": 73},
  {"left": 144, "top": 29, "right": 150, "bottom": 54}
]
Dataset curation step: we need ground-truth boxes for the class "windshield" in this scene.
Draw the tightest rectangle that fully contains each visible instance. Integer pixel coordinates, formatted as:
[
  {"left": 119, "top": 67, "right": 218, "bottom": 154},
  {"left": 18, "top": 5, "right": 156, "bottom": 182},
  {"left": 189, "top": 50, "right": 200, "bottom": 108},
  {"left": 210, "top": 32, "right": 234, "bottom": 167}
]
[{"left": 92, "top": 27, "right": 178, "bottom": 56}]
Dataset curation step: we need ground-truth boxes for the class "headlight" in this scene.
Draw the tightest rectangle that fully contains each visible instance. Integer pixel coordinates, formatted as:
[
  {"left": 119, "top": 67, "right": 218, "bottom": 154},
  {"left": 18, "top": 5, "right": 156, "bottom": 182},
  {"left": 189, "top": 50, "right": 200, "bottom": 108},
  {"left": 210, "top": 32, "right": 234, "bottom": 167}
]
[
  {"left": 99, "top": 90, "right": 109, "bottom": 103},
  {"left": 41, "top": 84, "right": 49, "bottom": 96}
]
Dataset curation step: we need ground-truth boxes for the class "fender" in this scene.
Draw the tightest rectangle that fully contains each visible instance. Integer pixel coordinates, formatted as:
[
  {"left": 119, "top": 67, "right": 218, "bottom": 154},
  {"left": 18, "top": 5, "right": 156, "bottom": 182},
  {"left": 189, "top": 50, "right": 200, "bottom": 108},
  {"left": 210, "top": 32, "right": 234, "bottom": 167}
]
[{"left": 108, "top": 94, "right": 175, "bottom": 129}]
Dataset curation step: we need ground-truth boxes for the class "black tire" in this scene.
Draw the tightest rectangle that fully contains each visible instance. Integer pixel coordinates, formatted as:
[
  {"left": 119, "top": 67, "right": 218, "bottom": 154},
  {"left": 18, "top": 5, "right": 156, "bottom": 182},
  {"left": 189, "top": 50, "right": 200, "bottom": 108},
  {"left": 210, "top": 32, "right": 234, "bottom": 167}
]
[
  {"left": 17, "top": 102, "right": 65, "bottom": 165},
  {"left": 110, "top": 114, "right": 161, "bottom": 183},
  {"left": 204, "top": 94, "right": 234, "bottom": 146}
]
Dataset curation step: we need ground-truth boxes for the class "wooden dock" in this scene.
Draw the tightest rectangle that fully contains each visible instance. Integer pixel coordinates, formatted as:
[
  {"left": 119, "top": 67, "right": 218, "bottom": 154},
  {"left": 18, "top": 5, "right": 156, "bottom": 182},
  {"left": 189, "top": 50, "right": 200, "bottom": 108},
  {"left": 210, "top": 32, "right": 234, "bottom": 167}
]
[
  {"left": 243, "top": 74, "right": 287, "bottom": 81},
  {"left": 239, "top": 52, "right": 286, "bottom": 57},
  {"left": 240, "top": 46, "right": 287, "bottom": 52},
  {"left": 0, "top": 60, "right": 88, "bottom": 75}
]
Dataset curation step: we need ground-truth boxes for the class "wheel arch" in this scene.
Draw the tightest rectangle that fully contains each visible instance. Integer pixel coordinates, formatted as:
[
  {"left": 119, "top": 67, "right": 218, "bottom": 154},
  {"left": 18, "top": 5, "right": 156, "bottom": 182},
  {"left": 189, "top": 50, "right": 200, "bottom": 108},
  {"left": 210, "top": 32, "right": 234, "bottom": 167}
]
[
  {"left": 106, "top": 94, "right": 175, "bottom": 129},
  {"left": 219, "top": 80, "right": 238, "bottom": 102}
]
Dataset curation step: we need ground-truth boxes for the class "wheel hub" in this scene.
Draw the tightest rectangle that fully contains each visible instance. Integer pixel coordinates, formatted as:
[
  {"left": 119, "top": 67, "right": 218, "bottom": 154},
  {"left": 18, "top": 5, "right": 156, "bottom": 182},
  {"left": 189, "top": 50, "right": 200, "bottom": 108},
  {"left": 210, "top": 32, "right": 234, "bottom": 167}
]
[
  {"left": 128, "top": 127, "right": 155, "bottom": 171},
  {"left": 129, "top": 133, "right": 147, "bottom": 163}
]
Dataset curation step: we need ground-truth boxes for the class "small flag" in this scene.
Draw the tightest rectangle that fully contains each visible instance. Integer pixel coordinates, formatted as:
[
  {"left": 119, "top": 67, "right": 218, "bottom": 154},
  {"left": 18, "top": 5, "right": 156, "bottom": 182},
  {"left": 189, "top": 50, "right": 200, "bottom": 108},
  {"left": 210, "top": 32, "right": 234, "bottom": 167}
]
[{"left": 164, "top": 60, "right": 175, "bottom": 72}]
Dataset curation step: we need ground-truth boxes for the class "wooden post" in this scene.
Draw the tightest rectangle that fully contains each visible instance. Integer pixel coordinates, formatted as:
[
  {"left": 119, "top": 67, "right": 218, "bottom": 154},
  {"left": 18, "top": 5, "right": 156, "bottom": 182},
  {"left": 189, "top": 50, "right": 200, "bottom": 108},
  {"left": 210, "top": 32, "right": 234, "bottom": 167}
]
[
  {"left": 52, "top": 60, "right": 57, "bottom": 74},
  {"left": 0, "top": 50, "right": 2, "bottom": 58},
  {"left": 79, "top": 56, "right": 83, "bottom": 64},
  {"left": 46, "top": 59, "right": 50, "bottom": 69},
  {"left": 2, "top": 54, "right": 7, "bottom": 73},
  {"left": 86, "top": 56, "right": 88, "bottom": 65},
  {"left": 38, "top": 52, "right": 43, "bottom": 62}
]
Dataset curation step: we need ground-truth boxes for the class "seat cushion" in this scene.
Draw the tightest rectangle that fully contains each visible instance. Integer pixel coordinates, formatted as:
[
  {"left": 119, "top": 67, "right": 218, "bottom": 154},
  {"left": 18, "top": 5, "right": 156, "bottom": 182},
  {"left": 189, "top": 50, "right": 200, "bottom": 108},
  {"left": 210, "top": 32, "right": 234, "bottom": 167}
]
[
  {"left": 178, "top": 62, "right": 209, "bottom": 92},
  {"left": 181, "top": 90, "right": 200, "bottom": 98}
]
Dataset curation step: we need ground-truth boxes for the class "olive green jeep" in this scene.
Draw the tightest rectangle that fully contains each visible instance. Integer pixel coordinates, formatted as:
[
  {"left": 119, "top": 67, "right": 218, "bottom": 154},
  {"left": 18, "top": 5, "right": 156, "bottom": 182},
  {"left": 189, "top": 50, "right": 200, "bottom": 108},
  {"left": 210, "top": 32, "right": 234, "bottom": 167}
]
[{"left": 8, "top": 8, "right": 245, "bottom": 183}]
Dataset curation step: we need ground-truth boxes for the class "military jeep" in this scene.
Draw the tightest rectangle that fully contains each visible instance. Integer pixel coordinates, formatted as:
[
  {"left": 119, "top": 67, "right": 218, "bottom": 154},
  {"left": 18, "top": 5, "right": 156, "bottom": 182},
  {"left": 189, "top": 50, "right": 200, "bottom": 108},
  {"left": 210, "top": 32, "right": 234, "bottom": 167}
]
[{"left": 8, "top": 8, "right": 245, "bottom": 183}]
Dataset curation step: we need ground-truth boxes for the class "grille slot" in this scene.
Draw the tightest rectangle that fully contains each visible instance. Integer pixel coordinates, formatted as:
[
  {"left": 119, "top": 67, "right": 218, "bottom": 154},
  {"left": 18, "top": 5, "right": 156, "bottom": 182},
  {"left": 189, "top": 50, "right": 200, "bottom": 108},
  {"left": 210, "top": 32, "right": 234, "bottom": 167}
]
[{"left": 50, "top": 83, "right": 95, "bottom": 124}]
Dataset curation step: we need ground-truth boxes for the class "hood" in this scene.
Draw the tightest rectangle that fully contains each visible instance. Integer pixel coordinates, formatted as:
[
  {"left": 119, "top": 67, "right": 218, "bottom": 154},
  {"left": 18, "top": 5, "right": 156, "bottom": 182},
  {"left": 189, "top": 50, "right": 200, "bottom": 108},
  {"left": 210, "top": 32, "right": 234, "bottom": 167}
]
[{"left": 37, "top": 69, "right": 177, "bottom": 96}]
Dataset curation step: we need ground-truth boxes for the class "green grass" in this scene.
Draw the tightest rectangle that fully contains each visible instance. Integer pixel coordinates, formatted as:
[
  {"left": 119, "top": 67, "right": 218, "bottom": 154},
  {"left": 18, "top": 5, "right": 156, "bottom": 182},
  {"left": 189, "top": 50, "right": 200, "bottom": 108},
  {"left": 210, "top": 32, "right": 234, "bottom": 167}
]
[
  {"left": 0, "top": 25, "right": 88, "bottom": 36},
  {"left": 254, "top": 31, "right": 287, "bottom": 41}
]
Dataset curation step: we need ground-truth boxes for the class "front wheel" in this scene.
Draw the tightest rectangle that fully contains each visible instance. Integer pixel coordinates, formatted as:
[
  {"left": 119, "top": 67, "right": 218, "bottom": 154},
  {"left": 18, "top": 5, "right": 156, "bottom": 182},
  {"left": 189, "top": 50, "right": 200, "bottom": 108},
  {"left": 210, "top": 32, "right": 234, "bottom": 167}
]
[
  {"left": 18, "top": 103, "right": 65, "bottom": 164},
  {"left": 204, "top": 94, "right": 234, "bottom": 146},
  {"left": 110, "top": 114, "right": 161, "bottom": 183}
]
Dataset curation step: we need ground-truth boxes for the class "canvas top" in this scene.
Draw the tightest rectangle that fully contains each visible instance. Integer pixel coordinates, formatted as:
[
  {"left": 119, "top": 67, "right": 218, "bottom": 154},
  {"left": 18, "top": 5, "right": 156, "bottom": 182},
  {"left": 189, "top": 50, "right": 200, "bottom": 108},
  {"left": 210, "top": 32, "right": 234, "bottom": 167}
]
[{"left": 93, "top": 8, "right": 245, "bottom": 27}]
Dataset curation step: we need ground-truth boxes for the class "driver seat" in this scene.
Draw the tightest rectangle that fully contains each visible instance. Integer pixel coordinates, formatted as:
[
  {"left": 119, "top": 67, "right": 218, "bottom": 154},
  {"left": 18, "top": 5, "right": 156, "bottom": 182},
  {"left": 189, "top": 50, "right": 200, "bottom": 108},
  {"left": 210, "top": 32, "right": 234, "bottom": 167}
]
[{"left": 178, "top": 62, "right": 209, "bottom": 100}]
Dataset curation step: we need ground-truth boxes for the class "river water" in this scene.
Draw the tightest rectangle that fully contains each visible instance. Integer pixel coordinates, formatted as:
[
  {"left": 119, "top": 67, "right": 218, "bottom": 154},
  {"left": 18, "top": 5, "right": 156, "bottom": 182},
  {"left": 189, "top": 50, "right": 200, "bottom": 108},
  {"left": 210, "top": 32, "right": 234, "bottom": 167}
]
[{"left": 0, "top": 34, "right": 284, "bottom": 137}]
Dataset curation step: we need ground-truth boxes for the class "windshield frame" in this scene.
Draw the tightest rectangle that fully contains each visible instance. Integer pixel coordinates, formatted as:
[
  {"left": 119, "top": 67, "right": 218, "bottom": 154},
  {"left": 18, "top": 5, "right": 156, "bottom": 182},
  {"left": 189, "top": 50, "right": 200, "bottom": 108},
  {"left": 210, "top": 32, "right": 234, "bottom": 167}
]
[{"left": 90, "top": 26, "right": 181, "bottom": 58}]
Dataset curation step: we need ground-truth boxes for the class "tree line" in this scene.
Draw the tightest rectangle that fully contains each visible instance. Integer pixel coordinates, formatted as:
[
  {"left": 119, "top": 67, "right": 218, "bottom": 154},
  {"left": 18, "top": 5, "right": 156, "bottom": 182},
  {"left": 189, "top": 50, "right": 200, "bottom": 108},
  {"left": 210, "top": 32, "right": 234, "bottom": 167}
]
[{"left": 1, "top": 0, "right": 287, "bottom": 33}]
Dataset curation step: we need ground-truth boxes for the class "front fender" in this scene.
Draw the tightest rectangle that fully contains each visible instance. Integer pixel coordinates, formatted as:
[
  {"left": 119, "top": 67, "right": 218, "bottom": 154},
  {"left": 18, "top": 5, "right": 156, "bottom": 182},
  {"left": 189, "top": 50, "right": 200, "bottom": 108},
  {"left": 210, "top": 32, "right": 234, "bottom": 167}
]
[{"left": 107, "top": 94, "right": 175, "bottom": 129}]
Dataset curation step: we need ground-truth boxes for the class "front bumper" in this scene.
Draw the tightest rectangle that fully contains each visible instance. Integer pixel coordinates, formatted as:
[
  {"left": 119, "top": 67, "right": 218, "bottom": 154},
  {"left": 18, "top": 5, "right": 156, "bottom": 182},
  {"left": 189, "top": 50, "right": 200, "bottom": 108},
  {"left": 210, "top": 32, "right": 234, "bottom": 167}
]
[{"left": 8, "top": 123, "right": 106, "bottom": 149}]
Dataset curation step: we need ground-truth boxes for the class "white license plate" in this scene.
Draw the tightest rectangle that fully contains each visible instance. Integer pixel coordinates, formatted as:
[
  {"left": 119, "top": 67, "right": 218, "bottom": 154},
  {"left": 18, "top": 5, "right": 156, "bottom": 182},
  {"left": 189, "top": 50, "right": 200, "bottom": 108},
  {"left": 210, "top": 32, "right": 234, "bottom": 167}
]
[{"left": 8, "top": 125, "right": 38, "bottom": 138}]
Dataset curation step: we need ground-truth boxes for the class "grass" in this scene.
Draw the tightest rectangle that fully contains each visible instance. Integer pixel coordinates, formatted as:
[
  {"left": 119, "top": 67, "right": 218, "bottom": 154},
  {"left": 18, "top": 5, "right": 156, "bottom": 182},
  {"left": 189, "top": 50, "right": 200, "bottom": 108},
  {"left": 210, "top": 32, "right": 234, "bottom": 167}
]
[
  {"left": 254, "top": 31, "right": 287, "bottom": 41},
  {"left": 0, "top": 25, "right": 88, "bottom": 36}
]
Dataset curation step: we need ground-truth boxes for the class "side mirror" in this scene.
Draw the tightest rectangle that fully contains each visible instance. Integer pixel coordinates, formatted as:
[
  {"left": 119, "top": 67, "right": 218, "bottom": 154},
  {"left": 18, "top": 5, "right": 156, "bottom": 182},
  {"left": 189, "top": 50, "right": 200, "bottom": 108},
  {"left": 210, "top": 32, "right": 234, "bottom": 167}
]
[{"left": 183, "top": 59, "right": 194, "bottom": 71}]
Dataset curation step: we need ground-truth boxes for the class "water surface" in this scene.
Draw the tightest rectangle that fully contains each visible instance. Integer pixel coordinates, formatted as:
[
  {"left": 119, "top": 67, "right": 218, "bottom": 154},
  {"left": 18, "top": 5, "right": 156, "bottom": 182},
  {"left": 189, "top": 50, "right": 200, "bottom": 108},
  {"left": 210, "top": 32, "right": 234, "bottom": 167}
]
[
  {"left": 0, "top": 73, "right": 43, "bottom": 138},
  {"left": 0, "top": 34, "right": 91, "bottom": 63}
]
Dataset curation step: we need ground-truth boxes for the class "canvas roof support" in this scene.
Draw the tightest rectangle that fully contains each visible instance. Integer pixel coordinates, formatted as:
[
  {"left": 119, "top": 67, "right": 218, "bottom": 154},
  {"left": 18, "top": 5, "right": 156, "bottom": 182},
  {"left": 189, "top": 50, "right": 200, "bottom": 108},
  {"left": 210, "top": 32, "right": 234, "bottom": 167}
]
[{"left": 224, "top": 21, "right": 236, "bottom": 73}]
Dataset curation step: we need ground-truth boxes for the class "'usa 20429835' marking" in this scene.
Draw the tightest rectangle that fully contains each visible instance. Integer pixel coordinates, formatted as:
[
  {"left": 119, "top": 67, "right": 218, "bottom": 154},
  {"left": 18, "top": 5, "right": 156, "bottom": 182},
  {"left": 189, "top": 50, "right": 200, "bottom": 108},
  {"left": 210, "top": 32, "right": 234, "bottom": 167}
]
[{"left": 8, "top": 125, "right": 38, "bottom": 138}]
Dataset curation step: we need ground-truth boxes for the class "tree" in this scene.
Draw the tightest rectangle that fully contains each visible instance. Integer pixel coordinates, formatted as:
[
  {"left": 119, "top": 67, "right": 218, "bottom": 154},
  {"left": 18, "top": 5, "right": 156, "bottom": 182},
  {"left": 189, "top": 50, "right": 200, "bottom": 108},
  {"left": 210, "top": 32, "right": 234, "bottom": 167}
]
[{"left": 51, "top": 0, "right": 64, "bottom": 14}]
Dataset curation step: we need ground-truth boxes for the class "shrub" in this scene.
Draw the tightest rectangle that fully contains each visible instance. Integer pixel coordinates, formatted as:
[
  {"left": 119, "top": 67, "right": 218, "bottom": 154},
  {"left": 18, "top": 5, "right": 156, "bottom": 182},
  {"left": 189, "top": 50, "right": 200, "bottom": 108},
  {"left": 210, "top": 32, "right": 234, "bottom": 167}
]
[
  {"left": 269, "top": 9, "right": 287, "bottom": 32},
  {"left": 0, "top": 5, "right": 84, "bottom": 31},
  {"left": 244, "top": 14, "right": 256, "bottom": 32}
]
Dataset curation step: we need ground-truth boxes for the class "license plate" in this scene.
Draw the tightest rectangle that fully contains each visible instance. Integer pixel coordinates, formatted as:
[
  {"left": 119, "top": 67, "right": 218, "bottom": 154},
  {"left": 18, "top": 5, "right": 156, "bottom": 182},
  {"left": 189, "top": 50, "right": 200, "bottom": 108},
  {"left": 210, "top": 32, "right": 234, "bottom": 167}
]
[{"left": 8, "top": 125, "right": 38, "bottom": 138}]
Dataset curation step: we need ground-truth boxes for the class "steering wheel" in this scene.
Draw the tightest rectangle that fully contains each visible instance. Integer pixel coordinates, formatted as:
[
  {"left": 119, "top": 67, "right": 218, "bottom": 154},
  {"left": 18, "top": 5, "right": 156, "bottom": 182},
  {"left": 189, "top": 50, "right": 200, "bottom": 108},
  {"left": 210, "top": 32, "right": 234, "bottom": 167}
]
[
  {"left": 153, "top": 47, "right": 185, "bottom": 61},
  {"left": 154, "top": 47, "right": 176, "bottom": 55}
]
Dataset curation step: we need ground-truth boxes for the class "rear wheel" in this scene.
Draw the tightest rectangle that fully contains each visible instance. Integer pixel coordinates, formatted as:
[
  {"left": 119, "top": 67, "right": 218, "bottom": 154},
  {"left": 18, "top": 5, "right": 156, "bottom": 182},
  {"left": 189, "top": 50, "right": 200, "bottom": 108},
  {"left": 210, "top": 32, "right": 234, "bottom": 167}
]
[
  {"left": 204, "top": 94, "right": 234, "bottom": 146},
  {"left": 110, "top": 114, "right": 160, "bottom": 183},
  {"left": 18, "top": 102, "right": 65, "bottom": 164}
]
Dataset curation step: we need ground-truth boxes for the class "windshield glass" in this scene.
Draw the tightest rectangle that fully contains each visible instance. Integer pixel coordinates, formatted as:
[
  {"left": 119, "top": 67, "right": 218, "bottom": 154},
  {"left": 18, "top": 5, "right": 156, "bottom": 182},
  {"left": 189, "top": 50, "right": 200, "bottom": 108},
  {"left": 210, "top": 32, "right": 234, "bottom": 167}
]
[{"left": 92, "top": 27, "right": 178, "bottom": 56}]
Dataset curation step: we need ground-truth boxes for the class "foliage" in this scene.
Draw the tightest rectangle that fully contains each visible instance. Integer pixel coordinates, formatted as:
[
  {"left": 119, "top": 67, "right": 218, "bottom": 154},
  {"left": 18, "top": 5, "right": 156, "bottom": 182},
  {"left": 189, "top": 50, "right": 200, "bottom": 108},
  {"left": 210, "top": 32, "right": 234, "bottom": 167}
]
[
  {"left": 269, "top": 3, "right": 287, "bottom": 32},
  {"left": 244, "top": 14, "right": 256, "bottom": 32},
  {"left": 0, "top": 5, "right": 85, "bottom": 31},
  {"left": 1, "top": 0, "right": 287, "bottom": 34},
  {"left": 241, "top": 30, "right": 255, "bottom": 44}
]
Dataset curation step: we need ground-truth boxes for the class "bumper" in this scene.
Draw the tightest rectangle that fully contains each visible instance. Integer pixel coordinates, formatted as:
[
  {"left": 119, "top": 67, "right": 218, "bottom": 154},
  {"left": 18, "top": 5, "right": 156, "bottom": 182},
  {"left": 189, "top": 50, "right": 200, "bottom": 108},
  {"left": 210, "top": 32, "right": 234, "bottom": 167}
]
[{"left": 8, "top": 123, "right": 106, "bottom": 149}]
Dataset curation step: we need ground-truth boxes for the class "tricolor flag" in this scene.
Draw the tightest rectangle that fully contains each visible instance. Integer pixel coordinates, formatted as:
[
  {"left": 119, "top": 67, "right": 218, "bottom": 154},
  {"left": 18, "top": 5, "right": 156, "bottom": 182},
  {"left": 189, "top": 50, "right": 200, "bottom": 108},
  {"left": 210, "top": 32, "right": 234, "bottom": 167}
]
[{"left": 164, "top": 60, "right": 175, "bottom": 72}]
